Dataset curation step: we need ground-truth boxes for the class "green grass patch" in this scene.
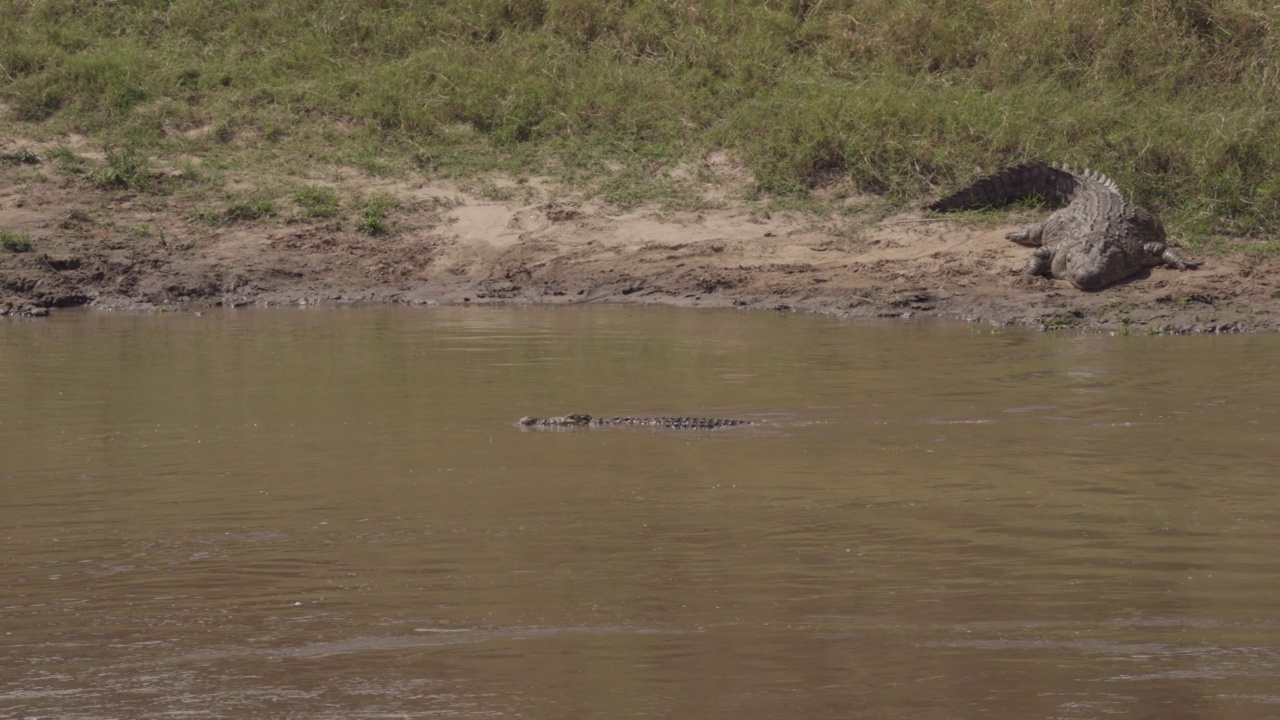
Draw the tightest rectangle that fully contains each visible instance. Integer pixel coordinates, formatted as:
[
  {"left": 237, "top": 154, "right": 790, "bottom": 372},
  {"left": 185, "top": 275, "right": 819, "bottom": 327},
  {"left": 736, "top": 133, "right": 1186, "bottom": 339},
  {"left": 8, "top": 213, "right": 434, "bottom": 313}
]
[
  {"left": 292, "top": 185, "right": 341, "bottom": 219},
  {"left": 0, "top": 230, "right": 33, "bottom": 253},
  {"left": 4, "top": 1, "right": 1280, "bottom": 247},
  {"left": 224, "top": 193, "right": 277, "bottom": 222},
  {"left": 356, "top": 194, "right": 397, "bottom": 236},
  {"left": 89, "top": 144, "right": 150, "bottom": 191},
  {"left": 1, "top": 148, "right": 39, "bottom": 165}
]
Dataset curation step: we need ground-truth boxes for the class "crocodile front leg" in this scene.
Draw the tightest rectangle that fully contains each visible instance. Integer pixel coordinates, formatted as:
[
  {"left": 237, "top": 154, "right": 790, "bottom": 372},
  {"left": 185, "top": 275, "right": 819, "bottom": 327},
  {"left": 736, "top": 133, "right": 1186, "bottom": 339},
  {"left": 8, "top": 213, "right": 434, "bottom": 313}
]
[
  {"left": 1023, "top": 245, "right": 1055, "bottom": 277},
  {"left": 1006, "top": 221, "right": 1046, "bottom": 247},
  {"left": 1143, "top": 242, "right": 1199, "bottom": 270}
]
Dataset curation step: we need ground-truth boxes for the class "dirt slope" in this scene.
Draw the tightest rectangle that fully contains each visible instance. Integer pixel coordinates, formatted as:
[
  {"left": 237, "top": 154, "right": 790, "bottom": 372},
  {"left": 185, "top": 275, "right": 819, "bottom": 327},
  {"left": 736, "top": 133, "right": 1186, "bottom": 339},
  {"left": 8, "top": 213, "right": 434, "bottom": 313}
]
[{"left": 2, "top": 157, "right": 1275, "bottom": 333}]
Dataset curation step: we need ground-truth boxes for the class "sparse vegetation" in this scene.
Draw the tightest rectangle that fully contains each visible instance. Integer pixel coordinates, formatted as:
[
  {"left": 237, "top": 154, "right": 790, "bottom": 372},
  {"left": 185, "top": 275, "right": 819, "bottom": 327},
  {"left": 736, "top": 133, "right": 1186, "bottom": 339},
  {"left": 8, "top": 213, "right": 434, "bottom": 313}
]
[
  {"left": 1043, "top": 311, "right": 1084, "bottom": 330},
  {"left": 293, "top": 186, "right": 340, "bottom": 219},
  {"left": 2, "top": 1, "right": 1280, "bottom": 250},
  {"left": 44, "top": 146, "right": 88, "bottom": 176},
  {"left": 59, "top": 209, "right": 92, "bottom": 229},
  {"left": 89, "top": 144, "right": 150, "bottom": 191},
  {"left": 224, "top": 194, "right": 277, "bottom": 222},
  {"left": 187, "top": 208, "right": 223, "bottom": 226},
  {"left": 356, "top": 194, "right": 397, "bottom": 236},
  {"left": 0, "top": 230, "right": 33, "bottom": 253},
  {"left": 0, "top": 148, "right": 39, "bottom": 165}
]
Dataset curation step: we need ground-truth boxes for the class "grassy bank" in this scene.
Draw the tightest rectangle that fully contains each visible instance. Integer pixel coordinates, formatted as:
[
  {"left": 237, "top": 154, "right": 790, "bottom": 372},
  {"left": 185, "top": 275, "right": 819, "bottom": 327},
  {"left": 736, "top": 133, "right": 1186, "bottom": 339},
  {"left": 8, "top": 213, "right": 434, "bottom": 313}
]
[{"left": 3, "top": 0, "right": 1278, "bottom": 249}]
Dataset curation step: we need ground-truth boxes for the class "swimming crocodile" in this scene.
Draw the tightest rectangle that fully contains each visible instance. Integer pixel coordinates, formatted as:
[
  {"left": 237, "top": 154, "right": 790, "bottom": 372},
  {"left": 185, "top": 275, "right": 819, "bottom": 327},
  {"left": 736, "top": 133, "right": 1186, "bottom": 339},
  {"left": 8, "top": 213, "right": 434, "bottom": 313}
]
[
  {"left": 517, "top": 414, "right": 750, "bottom": 429},
  {"left": 927, "top": 161, "right": 1198, "bottom": 290}
]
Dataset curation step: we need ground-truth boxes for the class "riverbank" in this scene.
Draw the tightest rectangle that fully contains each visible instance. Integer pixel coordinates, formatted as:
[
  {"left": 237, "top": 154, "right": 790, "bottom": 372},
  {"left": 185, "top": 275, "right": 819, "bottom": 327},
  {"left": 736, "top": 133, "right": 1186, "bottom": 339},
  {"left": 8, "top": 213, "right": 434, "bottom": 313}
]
[
  {"left": 3, "top": 144, "right": 1275, "bottom": 333},
  {"left": 6, "top": 1, "right": 1280, "bottom": 331}
]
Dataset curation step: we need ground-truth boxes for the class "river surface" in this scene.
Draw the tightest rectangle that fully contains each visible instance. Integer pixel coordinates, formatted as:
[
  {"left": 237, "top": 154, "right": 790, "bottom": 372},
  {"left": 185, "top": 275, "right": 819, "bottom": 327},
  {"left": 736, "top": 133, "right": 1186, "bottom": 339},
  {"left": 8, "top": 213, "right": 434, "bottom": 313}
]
[{"left": 2, "top": 306, "right": 1279, "bottom": 719}]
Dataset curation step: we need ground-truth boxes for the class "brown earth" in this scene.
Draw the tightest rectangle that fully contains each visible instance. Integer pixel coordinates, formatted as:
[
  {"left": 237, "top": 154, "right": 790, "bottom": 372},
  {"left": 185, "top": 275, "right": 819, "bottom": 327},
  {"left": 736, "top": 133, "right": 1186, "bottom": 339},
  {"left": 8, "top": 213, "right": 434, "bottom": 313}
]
[{"left": 3, "top": 145, "right": 1277, "bottom": 334}]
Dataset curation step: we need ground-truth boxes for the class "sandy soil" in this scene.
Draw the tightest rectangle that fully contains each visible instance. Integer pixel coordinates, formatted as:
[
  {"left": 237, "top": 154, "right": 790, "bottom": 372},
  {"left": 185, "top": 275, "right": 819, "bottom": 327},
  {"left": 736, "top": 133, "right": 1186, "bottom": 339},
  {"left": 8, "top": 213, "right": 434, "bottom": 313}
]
[{"left": 3, "top": 148, "right": 1277, "bottom": 333}]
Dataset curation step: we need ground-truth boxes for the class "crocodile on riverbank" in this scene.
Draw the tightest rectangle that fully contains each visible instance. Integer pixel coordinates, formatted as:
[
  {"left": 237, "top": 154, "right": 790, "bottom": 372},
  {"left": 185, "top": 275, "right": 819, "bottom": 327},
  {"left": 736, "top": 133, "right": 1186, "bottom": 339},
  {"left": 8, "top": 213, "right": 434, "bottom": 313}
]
[
  {"left": 517, "top": 414, "right": 751, "bottom": 429},
  {"left": 927, "top": 161, "right": 1198, "bottom": 291}
]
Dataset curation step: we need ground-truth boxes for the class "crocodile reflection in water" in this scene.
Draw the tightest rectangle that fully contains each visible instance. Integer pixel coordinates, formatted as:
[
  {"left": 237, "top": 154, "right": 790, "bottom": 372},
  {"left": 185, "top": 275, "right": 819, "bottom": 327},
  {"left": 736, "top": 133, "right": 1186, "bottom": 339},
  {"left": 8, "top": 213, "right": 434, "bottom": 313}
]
[{"left": 517, "top": 413, "right": 751, "bottom": 429}]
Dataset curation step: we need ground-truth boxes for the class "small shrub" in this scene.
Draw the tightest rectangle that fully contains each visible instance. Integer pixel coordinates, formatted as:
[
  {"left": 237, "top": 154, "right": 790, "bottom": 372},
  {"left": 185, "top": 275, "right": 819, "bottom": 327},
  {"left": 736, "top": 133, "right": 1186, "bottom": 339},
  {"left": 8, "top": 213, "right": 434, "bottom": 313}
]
[
  {"left": 187, "top": 208, "right": 223, "bottom": 225},
  {"left": 90, "top": 145, "right": 150, "bottom": 191},
  {"left": 225, "top": 195, "right": 277, "bottom": 222},
  {"left": 0, "top": 149, "right": 40, "bottom": 165},
  {"left": 357, "top": 195, "right": 397, "bottom": 235},
  {"left": 0, "top": 230, "right": 33, "bottom": 253}
]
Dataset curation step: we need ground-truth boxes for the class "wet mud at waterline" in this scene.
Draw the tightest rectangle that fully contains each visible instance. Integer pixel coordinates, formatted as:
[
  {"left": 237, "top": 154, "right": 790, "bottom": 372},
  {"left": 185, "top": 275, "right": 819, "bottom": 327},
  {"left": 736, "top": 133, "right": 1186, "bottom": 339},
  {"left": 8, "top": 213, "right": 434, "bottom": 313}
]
[{"left": 3, "top": 306, "right": 1280, "bottom": 718}]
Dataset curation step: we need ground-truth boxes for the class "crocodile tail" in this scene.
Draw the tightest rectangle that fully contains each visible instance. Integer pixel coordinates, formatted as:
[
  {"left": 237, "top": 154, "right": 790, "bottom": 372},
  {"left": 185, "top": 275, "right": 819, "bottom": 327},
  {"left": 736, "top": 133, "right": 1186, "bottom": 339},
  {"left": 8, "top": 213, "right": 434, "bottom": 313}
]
[{"left": 926, "top": 161, "right": 1121, "bottom": 212}]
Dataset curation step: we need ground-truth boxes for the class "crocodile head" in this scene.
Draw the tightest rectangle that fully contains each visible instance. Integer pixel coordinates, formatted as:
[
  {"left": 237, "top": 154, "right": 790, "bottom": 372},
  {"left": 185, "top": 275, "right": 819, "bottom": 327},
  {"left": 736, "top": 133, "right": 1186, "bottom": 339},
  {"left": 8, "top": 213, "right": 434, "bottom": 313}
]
[
  {"left": 1061, "top": 243, "right": 1130, "bottom": 291},
  {"left": 518, "top": 413, "right": 595, "bottom": 426}
]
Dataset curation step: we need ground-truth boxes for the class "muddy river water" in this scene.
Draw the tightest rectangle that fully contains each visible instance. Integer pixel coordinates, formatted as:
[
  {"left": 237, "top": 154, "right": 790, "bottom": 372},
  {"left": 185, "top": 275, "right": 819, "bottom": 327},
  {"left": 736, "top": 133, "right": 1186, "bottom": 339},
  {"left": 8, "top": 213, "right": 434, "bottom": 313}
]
[{"left": 2, "top": 306, "right": 1279, "bottom": 719}]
